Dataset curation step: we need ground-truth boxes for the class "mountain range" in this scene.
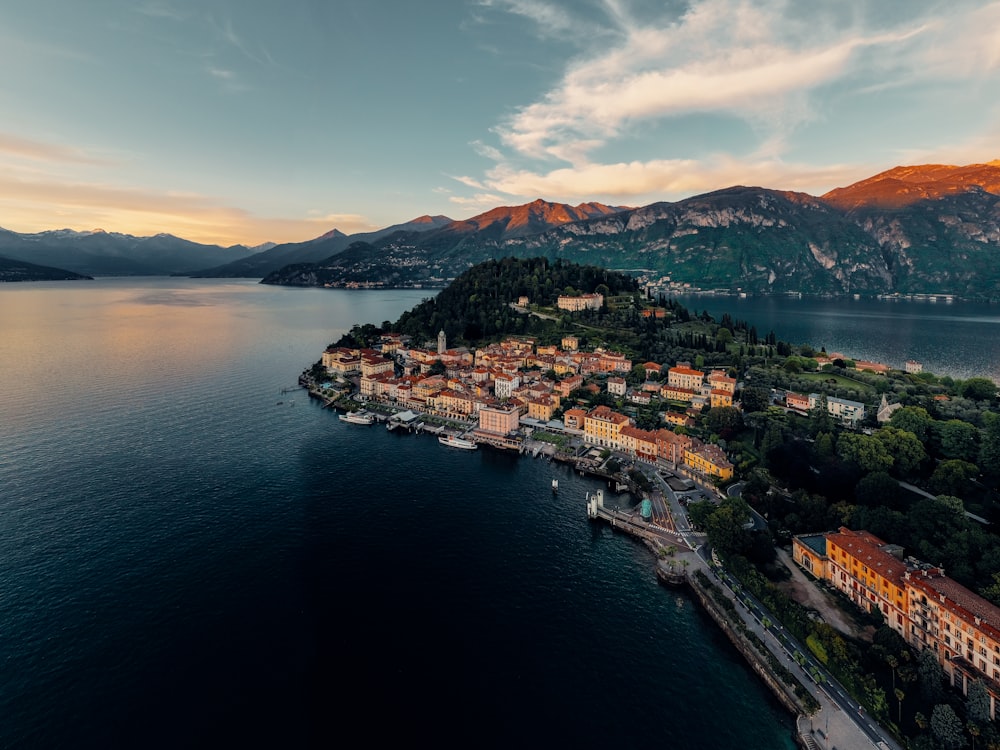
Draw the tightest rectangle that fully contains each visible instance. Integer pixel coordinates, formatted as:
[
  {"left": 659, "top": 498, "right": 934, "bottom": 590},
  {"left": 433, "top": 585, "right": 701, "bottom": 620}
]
[
  {"left": 0, "top": 228, "right": 257, "bottom": 279},
  {"left": 3, "top": 160, "right": 999, "bottom": 296}
]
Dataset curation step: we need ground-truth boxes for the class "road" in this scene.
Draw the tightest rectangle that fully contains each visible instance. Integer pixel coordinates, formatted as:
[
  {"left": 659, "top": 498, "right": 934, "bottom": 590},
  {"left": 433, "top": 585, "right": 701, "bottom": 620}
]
[{"left": 638, "top": 462, "right": 902, "bottom": 750}]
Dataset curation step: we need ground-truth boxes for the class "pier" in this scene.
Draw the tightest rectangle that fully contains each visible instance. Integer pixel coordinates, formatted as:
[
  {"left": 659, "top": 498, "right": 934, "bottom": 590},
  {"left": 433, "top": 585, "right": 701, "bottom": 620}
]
[{"left": 586, "top": 489, "right": 692, "bottom": 551}]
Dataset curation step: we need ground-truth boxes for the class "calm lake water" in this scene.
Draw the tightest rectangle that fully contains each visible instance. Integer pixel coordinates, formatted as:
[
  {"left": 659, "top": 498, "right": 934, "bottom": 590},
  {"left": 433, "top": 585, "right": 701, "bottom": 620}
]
[
  {"left": 0, "top": 278, "right": 797, "bottom": 749},
  {"left": 674, "top": 294, "right": 1000, "bottom": 382}
]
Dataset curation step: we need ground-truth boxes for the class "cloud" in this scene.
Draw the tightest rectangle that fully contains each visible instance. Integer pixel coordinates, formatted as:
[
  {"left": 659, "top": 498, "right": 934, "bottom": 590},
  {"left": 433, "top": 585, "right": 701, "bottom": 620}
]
[
  {"left": 447, "top": 193, "right": 508, "bottom": 212},
  {"left": 475, "top": 0, "right": 593, "bottom": 38},
  {"left": 495, "top": 1, "right": 928, "bottom": 163},
  {"left": 0, "top": 133, "right": 110, "bottom": 165},
  {"left": 459, "top": 0, "right": 1000, "bottom": 205}
]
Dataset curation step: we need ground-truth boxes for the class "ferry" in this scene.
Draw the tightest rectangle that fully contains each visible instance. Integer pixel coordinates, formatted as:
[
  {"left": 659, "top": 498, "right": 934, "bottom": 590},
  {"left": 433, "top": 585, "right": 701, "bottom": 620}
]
[
  {"left": 438, "top": 434, "right": 477, "bottom": 450},
  {"left": 339, "top": 410, "right": 374, "bottom": 425}
]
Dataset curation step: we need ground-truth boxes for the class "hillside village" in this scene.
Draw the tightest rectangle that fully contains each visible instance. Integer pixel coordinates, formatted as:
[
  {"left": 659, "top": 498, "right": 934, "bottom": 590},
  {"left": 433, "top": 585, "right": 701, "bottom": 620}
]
[
  {"left": 303, "top": 265, "right": 1000, "bottom": 748},
  {"left": 311, "top": 312, "right": 907, "bottom": 488}
]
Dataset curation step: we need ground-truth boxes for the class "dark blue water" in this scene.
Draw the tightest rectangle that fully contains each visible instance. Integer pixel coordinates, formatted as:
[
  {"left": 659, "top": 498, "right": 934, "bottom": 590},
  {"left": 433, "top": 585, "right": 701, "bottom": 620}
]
[
  {"left": 676, "top": 294, "right": 1000, "bottom": 382},
  {"left": 0, "top": 279, "right": 802, "bottom": 748}
]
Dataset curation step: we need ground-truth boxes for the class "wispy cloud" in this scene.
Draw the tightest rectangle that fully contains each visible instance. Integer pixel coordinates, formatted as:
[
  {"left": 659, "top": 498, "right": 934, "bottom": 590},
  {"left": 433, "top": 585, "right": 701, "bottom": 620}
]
[
  {"left": 463, "top": 0, "right": 1000, "bottom": 203},
  {"left": 0, "top": 133, "right": 110, "bottom": 165}
]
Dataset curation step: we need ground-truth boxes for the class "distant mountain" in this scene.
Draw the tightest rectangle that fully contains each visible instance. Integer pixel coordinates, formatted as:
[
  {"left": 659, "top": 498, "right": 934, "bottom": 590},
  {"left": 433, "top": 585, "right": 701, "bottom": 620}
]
[
  {"left": 261, "top": 162, "right": 1000, "bottom": 299},
  {"left": 0, "top": 254, "right": 93, "bottom": 282},
  {"left": 187, "top": 215, "right": 453, "bottom": 278},
  {"left": 0, "top": 228, "right": 256, "bottom": 277},
  {"left": 821, "top": 161, "right": 1000, "bottom": 210}
]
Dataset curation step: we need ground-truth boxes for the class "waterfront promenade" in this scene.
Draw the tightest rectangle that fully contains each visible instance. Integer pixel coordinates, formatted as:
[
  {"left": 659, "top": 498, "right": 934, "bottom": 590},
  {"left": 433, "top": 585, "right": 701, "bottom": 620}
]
[
  {"left": 320, "top": 381, "right": 902, "bottom": 750},
  {"left": 641, "top": 470, "right": 902, "bottom": 750}
]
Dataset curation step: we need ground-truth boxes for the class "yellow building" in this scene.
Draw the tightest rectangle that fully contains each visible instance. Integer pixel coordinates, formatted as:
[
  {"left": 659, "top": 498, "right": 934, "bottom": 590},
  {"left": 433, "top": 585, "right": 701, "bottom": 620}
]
[
  {"left": 527, "top": 397, "right": 557, "bottom": 422},
  {"left": 583, "top": 405, "right": 630, "bottom": 449},
  {"left": 710, "top": 389, "right": 733, "bottom": 408},
  {"left": 682, "top": 441, "right": 733, "bottom": 481}
]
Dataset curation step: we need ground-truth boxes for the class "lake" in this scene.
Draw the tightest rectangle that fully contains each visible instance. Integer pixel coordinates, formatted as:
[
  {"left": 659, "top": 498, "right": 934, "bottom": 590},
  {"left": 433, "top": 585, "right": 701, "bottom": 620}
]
[{"left": 0, "top": 278, "right": 797, "bottom": 749}]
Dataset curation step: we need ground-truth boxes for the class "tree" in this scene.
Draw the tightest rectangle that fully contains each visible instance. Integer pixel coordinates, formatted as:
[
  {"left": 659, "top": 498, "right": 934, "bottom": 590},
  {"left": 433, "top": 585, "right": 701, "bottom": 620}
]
[
  {"left": 740, "top": 386, "right": 770, "bottom": 413},
  {"left": 706, "top": 406, "right": 743, "bottom": 434},
  {"left": 855, "top": 471, "right": 900, "bottom": 507},
  {"left": 875, "top": 426, "right": 926, "bottom": 477},
  {"left": 961, "top": 377, "right": 997, "bottom": 401},
  {"left": 836, "top": 433, "right": 894, "bottom": 473},
  {"left": 938, "top": 419, "right": 980, "bottom": 463},
  {"left": 699, "top": 497, "right": 752, "bottom": 556},
  {"left": 978, "top": 413, "right": 1000, "bottom": 482},
  {"left": 890, "top": 405, "right": 933, "bottom": 443},
  {"left": 929, "top": 459, "right": 980, "bottom": 496},
  {"left": 918, "top": 647, "right": 946, "bottom": 704},
  {"left": 966, "top": 679, "right": 992, "bottom": 725},
  {"left": 930, "top": 703, "right": 968, "bottom": 749}
]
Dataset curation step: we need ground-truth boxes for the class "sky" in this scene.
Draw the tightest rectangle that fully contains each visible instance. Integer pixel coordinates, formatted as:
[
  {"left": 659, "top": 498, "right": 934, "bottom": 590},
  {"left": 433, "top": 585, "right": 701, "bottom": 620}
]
[{"left": 1, "top": 0, "right": 998, "bottom": 247}]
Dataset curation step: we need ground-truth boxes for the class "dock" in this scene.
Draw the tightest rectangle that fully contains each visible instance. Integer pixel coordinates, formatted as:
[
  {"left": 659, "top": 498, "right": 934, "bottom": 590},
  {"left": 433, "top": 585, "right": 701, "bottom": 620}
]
[{"left": 586, "top": 489, "right": 692, "bottom": 551}]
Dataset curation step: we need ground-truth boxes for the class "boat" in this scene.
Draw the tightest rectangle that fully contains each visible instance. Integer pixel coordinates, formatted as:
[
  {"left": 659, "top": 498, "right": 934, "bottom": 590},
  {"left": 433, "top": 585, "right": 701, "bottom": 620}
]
[
  {"left": 552, "top": 479, "right": 559, "bottom": 493},
  {"left": 438, "top": 434, "right": 477, "bottom": 450},
  {"left": 339, "top": 410, "right": 374, "bottom": 425}
]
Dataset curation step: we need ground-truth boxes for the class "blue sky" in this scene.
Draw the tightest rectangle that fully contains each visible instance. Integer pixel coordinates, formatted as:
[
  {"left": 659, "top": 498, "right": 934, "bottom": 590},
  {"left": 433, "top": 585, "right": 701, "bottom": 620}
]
[{"left": 1, "top": 0, "right": 998, "bottom": 246}]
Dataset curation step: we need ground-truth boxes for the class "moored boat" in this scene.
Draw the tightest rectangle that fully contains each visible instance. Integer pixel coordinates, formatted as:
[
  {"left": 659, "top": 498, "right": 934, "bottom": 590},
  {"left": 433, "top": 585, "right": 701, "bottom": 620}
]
[
  {"left": 339, "top": 410, "right": 374, "bottom": 425},
  {"left": 438, "top": 434, "right": 477, "bottom": 450}
]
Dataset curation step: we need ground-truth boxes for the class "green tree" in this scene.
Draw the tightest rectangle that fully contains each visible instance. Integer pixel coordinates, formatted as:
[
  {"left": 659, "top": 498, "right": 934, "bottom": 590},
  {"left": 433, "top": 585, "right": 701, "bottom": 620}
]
[
  {"left": 938, "top": 419, "right": 980, "bottom": 463},
  {"left": 966, "top": 679, "right": 991, "bottom": 725},
  {"left": 918, "top": 647, "right": 946, "bottom": 704},
  {"left": 706, "top": 406, "right": 744, "bottom": 434},
  {"left": 978, "top": 413, "right": 1000, "bottom": 482},
  {"left": 875, "top": 426, "right": 926, "bottom": 476},
  {"left": 855, "top": 471, "right": 900, "bottom": 506},
  {"left": 837, "top": 433, "right": 894, "bottom": 473},
  {"left": 740, "top": 386, "right": 770, "bottom": 413},
  {"left": 930, "top": 703, "right": 968, "bottom": 749},
  {"left": 961, "top": 377, "right": 997, "bottom": 401},
  {"left": 813, "top": 431, "right": 835, "bottom": 460},
  {"left": 889, "top": 405, "right": 933, "bottom": 443},
  {"left": 929, "top": 459, "right": 980, "bottom": 496}
]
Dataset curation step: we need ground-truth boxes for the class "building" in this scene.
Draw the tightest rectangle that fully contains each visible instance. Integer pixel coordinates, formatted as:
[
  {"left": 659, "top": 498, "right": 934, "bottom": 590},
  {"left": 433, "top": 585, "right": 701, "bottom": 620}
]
[
  {"left": 583, "top": 405, "right": 631, "bottom": 449},
  {"left": 527, "top": 396, "right": 558, "bottom": 422},
  {"left": 655, "top": 429, "right": 692, "bottom": 465},
  {"left": 561, "top": 335, "right": 579, "bottom": 351},
  {"left": 792, "top": 527, "right": 1000, "bottom": 719},
  {"left": 562, "top": 408, "right": 587, "bottom": 431},
  {"left": 619, "top": 426, "right": 658, "bottom": 462},
  {"left": 667, "top": 365, "right": 705, "bottom": 391},
  {"left": 905, "top": 360, "right": 923, "bottom": 374},
  {"left": 607, "top": 377, "right": 627, "bottom": 397},
  {"left": 478, "top": 402, "right": 520, "bottom": 436},
  {"left": 826, "top": 396, "right": 867, "bottom": 426},
  {"left": 709, "top": 389, "right": 733, "bottom": 408},
  {"left": 707, "top": 370, "right": 736, "bottom": 394},
  {"left": 437, "top": 330, "right": 447, "bottom": 355},
  {"left": 877, "top": 394, "right": 903, "bottom": 424},
  {"left": 683, "top": 440, "right": 733, "bottom": 481},
  {"left": 785, "top": 392, "right": 810, "bottom": 412},
  {"left": 322, "top": 346, "right": 361, "bottom": 374},
  {"left": 556, "top": 293, "right": 603, "bottom": 312}
]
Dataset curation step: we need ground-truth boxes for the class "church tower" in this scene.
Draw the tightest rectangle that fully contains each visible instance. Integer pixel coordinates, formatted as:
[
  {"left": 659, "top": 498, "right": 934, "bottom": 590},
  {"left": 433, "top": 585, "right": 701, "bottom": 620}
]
[{"left": 437, "top": 329, "right": 447, "bottom": 355}]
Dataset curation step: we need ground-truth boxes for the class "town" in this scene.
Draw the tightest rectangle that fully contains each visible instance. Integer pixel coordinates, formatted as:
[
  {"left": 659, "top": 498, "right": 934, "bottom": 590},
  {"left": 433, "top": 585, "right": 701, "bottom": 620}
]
[{"left": 301, "top": 273, "right": 1000, "bottom": 750}]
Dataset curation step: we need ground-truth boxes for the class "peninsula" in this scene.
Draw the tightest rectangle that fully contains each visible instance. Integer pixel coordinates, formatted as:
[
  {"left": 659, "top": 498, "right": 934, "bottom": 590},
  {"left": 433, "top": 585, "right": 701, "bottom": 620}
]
[{"left": 303, "top": 257, "right": 1000, "bottom": 750}]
